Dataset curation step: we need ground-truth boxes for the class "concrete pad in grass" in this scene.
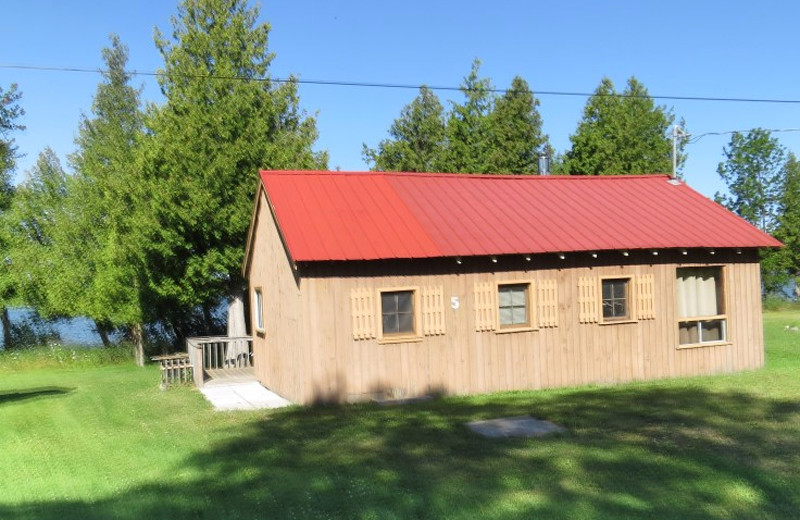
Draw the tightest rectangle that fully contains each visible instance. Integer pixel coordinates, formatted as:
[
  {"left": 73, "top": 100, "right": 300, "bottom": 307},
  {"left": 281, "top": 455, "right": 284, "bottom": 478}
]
[{"left": 467, "top": 415, "right": 566, "bottom": 438}]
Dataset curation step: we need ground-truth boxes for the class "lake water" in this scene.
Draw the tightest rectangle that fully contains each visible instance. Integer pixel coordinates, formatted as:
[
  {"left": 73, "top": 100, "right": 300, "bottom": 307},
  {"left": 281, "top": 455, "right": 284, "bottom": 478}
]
[{"left": 1, "top": 307, "right": 105, "bottom": 349}]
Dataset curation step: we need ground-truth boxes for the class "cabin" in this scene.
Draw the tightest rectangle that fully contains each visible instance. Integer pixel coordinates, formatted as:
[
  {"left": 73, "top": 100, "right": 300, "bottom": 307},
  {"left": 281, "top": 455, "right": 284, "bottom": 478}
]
[{"left": 242, "top": 170, "right": 780, "bottom": 405}]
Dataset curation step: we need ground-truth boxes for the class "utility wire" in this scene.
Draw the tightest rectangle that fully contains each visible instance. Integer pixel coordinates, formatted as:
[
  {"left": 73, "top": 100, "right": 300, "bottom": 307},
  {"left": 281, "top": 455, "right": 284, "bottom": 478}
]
[
  {"left": 4, "top": 62, "right": 800, "bottom": 105},
  {"left": 688, "top": 128, "right": 800, "bottom": 144}
]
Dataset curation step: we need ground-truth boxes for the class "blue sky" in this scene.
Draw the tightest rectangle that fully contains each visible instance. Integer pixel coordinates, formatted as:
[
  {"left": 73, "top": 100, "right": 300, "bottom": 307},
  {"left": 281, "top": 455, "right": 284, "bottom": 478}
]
[{"left": 3, "top": 1, "right": 800, "bottom": 199}]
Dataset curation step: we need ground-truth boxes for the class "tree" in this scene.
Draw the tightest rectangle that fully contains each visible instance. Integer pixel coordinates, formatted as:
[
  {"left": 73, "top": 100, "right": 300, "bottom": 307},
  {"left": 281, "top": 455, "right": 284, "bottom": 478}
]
[
  {"left": 362, "top": 86, "right": 446, "bottom": 172},
  {"left": 564, "top": 77, "right": 685, "bottom": 175},
  {"left": 774, "top": 153, "right": 800, "bottom": 297},
  {"left": 68, "top": 35, "right": 149, "bottom": 358},
  {"left": 716, "top": 129, "right": 786, "bottom": 294},
  {"left": 3, "top": 148, "right": 70, "bottom": 321},
  {"left": 145, "top": 0, "right": 326, "bottom": 343},
  {"left": 0, "top": 83, "right": 24, "bottom": 348},
  {"left": 486, "top": 76, "right": 549, "bottom": 174},
  {"left": 716, "top": 129, "right": 785, "bottom": 232},
  {"left": 365, "top": 61, "right": 550, "bottom": 175},
  {"left": 440, "top": 59, "right": 494, "bottom": 173}
]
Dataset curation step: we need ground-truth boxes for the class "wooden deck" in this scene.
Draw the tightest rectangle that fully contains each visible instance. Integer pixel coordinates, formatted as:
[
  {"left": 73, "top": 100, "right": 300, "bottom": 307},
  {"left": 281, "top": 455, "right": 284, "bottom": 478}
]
[
  {"left": 204, "top": 367, "right": 256, "bottom": 386},
  {"left": 186, "top": 336, "right": 254, "bottom": 388}
]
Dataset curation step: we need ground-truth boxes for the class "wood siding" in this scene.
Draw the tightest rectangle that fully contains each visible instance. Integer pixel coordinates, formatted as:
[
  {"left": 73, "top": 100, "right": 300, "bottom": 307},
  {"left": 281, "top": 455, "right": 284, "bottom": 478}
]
[{"left": 247, "top": 207, "right": 766, "bottom": 405}]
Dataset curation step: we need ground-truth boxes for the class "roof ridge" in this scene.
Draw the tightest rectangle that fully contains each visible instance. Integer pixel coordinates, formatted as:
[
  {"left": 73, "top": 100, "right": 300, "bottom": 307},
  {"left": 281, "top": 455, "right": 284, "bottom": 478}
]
[{"left": 261, "top": 170, "right": 673, "bottom": 181}]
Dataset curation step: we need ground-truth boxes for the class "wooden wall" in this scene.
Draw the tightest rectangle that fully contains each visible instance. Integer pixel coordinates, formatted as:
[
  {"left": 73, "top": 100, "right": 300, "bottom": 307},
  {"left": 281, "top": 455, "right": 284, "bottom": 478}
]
[{"left": 247, "top": 193, "right": 765, "bottom": 404}]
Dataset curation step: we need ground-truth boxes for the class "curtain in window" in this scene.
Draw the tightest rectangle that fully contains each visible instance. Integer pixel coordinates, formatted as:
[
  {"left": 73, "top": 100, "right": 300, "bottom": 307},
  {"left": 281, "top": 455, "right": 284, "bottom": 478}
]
[{"left": 676, "top": 267, "right": 719, "bottom": 318}]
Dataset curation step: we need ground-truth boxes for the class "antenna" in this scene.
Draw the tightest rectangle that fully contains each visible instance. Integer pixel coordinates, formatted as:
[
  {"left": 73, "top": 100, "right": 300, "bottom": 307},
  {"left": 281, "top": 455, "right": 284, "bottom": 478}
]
[{"left": 672, "top": 125, "right": 690, "bottom": 178}]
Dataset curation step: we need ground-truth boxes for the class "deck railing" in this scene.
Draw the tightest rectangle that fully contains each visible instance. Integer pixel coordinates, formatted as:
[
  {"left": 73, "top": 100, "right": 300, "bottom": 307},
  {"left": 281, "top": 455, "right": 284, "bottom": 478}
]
[{"left": 186, "top": 336, "right": 253, "bottom": 387}]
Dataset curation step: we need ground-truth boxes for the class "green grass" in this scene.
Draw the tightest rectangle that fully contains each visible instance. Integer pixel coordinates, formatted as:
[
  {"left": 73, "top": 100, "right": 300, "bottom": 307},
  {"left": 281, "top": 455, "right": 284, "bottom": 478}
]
[{"left": 1, "top": 313, "right": 800, "bottom": 519}]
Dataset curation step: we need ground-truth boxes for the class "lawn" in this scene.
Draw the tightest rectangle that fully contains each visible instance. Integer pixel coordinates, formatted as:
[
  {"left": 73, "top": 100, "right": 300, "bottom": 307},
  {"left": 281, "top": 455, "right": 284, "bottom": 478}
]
[{"left": 1, "top": 312, "right": 799, "bottom": 519}]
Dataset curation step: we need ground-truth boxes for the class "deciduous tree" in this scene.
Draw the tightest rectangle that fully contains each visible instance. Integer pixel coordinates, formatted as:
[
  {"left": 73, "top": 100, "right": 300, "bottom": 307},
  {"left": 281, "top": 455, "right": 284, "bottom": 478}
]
[
  {"left": 716, "top": 128, "right": 785, "bottom": 232},
  {"left": 774, "top": 153, "right": 800, "bottom": 296}
]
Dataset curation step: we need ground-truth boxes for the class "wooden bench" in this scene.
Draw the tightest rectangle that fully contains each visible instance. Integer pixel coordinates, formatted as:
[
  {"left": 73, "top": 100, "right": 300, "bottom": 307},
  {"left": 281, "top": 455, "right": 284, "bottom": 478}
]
[{"left": 151, "top": 353, "right": 194, "bottom": 389}]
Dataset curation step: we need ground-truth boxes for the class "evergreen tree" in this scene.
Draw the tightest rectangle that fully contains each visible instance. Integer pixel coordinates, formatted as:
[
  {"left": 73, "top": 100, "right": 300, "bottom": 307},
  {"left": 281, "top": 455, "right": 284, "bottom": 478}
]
[
  {"left": 486, "top": 76, "right": 548, "bottom": 174},
  {"left": 145, "top": 0, "right": 326, "bottom": 342},
  {"left": 3, "top": 148, "right": 70, "bottom": 320},
  {"left": 441, "top": 59, "right": 494, "bottom": 173},
  {"left": 0, "top": 83, "right": 24, "bottom": 348},
  {"left": 362, "top": 86, "right": 446, "bottom": 172},
  {"left": 68, "top": 35, "right": 148, "bottom": 357},
  {"left": 365, "top": 62, "right": 550, "bottom": 175},
  {"left": 564, "top": 77, "right": 685, "bottom": 175}
]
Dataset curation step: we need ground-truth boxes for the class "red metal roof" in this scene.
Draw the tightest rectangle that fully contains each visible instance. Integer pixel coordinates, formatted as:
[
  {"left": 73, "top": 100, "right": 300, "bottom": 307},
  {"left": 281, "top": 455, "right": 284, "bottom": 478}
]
[{"left": 258, "top": 170, "right": 781, "bottom": 262}]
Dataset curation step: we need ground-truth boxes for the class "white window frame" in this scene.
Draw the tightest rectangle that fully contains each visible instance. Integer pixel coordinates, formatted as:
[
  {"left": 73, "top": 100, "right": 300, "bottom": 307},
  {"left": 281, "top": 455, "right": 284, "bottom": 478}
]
[
  {"left": 675, "top": 266, "right": 728, "bottom": 347},
  {"left": 253, "top": 287, "right": 265, "bottom": 333}
]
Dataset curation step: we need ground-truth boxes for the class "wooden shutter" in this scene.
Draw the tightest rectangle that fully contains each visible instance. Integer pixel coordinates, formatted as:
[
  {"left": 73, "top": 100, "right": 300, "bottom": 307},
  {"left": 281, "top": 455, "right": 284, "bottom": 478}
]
[
  {"left": 350, "top": 288, "right": 376, "bottom": 340},
  {"left": 538, "top": 279, "right": 558, "bottom": 328},
  {"left": 421, "top": 286, "right": 445, "bottom": 336},
  {"left": 474, "top": 282, "right": 497, "bottom": 331},
  {"left": 578, "top": 277, "right": 599, "bottom": 323},
  {"left": 635, "top": 274, "right": 655, "bottom": 320}
]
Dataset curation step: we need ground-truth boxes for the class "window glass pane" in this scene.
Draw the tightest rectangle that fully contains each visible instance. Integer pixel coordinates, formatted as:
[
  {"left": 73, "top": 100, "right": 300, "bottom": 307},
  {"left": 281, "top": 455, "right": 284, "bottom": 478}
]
[
  {"left": 396, "top": 291, "right": 412, "bottom": 313},
  {"left": 381, "top": 290, "right": 415, "bottom": 336},
  {"left": 498, "top": 289, "right": 512, "bottom": 307},
  {"left": 679, "top": 321, "right": 699, "bottom": 345},
  {"left": 701, "top": 319, "right": 726, "bottom": 342},
  {"left": 510, "top": 288, "right": 526, "bottom": 307},
  {"left": 255, "top": 290, "right": 263, "bottom": 329},
  {"left": 383, "top": 314, "right": 398, "bottom": 334},
  {"left": 499, "top": 307, "right": 513, "bottom": 326},
  {"left": 511, "top": 307, "right": 527, "bottom": 325},
  {"left": 602, "top": 279, "right": 628, "bottom": 320},
  {"left": 381, "top": 292, "right": 398, "bottom": 314},
  {"left": 398, "top": 311, "right": 414, "bottom": 333}
]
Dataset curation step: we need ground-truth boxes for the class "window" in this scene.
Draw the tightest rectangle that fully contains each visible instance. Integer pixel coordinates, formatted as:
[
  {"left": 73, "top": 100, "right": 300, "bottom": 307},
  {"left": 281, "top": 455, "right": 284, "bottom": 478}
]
[
  {"left": 254, "top": 288, "right": 264, "bottom": 331},
  {"left": 601, "top": 278, "right": 630, "bottom": 321},
  {"left": 498, "top": 283, "right": 530, "bottom": 328},
  {"left": 381, "top": 290, "right": 416, "bottom": 337},
  {"left": 676, "top": 267, "right": 726, "bottom": 345}
]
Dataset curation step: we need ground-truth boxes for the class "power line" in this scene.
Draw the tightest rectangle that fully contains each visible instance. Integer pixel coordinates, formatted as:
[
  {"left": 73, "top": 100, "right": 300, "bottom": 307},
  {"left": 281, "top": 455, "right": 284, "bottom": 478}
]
[
  {"left": 688, "top": 128, "right": 800, "bottom": 144},
  {"left": 3, "top": 62, "right": 800, "bottom": 105}
]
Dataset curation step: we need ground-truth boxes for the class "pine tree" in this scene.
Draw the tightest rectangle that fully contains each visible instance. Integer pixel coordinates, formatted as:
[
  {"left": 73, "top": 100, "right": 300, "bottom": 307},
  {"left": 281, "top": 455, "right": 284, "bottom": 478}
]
[
  {"left": 145, "top": 0, "right": 326, "bottom": 341},
  {"left": 362, "top": 86, "right": 446, "bottom": 172},
  {"left": 565, "top": 77, "right": 685, "bottom": 175}
]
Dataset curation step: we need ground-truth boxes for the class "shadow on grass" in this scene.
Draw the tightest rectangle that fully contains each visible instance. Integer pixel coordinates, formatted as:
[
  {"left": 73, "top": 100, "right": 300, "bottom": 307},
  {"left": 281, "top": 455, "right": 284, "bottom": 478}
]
[
  {"left": 0, "top": 387, "right": 74, "bottom": 405},
  {"left": 3, "top": 385, "right": 800, "bottom": 519}
]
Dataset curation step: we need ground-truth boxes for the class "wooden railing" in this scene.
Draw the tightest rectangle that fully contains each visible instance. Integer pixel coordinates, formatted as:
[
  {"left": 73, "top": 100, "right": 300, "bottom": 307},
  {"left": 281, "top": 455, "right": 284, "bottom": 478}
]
[{"left": 186, "top": 336, "right": 253, "bottom": 387}]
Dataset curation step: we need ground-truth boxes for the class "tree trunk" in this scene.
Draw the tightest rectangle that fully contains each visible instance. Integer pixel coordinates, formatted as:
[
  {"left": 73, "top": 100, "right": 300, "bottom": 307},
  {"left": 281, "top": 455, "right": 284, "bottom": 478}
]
[
  {"left": 94, "top": 319, "right": 111, "bottom": 348},
  {"left": 132, "top": 322, "right": 145, "bottom": 367},
  {"left": 1, "top": 307, "right": 12, "bottom": 349},
  {"left": 794, "top": 278, "right": 800, "bottom": 300}
]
